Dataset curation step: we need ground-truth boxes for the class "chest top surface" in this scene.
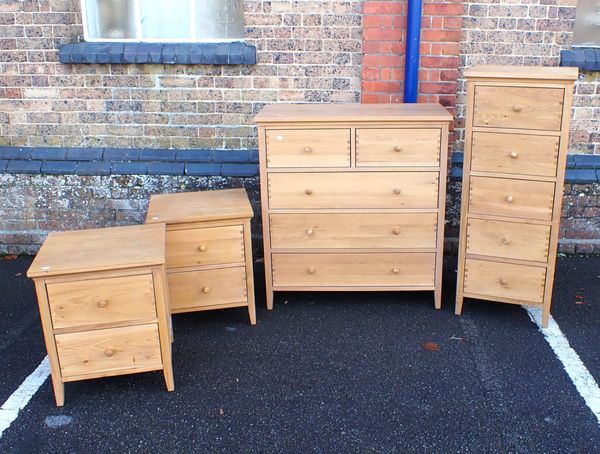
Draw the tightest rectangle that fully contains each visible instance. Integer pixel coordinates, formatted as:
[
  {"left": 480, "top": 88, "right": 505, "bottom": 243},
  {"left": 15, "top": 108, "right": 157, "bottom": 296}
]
[
  {"left": 145, "top": 188, "right": 253, "bottom": 225},
  {"left": 464, "top": 65, "right": 579, "bottom": 81},
  {"left": 27, "top": 223, "right": 166, "bottom": 278},
  {"left": 254, "top": 103, "right": 453, "bottom": 124}
]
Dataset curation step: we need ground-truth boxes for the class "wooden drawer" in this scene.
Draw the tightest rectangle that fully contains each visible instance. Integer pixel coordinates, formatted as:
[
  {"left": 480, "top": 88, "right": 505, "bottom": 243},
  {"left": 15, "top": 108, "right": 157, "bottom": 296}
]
[
  {"left": 268, "top": 172, "right": 439, "bottom": 210},
  {"left": 167, "top": 267, "right": 247, "bottom": 312},
  {"left": 356, "top": 128, "right": 440, "bottom": 167},
  {"left": 265, "top": 129, "right": 350, "bottom": 168},
  {"left": 473, "top": 85, "right": 564, "bottom": 131},
  {"left": 270, "top": 212, "right": 437, "bottom": 249},
  {"left": 166, "top": 225, "right": 244, "bottom": 269},
  {"left": 272, "top": 252, "right": 435, "bottom": 287},
  {"left": 464, "top": 258, "right": 546, "bottom": 304},
  {"left": 471, "top": 132, "right": 559, "bottom": 177},
  {"left": 55, "top": 324, "right": 163, "bottom": 380},
  {"left": 467, "top": 218, "right": 551, "bottom": 263},
  {"left": 469, "top": 176, "right": 555, "bottom": 221},
  {"left": 46, "top": 274, "right": 157, "bottom": 331}
]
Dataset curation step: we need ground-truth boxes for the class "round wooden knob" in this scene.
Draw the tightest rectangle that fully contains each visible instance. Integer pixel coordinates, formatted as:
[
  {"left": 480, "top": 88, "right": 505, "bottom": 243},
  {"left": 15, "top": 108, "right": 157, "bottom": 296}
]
[
  {"left": 499, "top": 278, "right": 508, "bottom": 286},
  {"left": 509, "top": 151, "right": 519, "bottom": 159},
  {"left": 484, "top": 120, "right": 489, "bottom": 125},
  {"left": 502, "top": 237, "right": 511, "bottom": 245},
  {"left": 198, "top": 245, "right": 207, "bottom": 252},
  {"left": 105, "top": 349, "right": 114, "bottom": 357},
  {"left": 512, "top": 105, "right": 522, "bottom": 112},
  {"left": 305, "top": 189, "right": 313, "bottom": 195},
  {"left": 394, "top": 145, "right": 402, "bottom": 152},
  {"left": 392, "top": 268, "right": 400, "bottom": 275},
  {"left": 304, "top": 146, "right": 313, "bottom": 153},
  {"left": 505, "top": 195, "right": 514, "bottom": 203},
  {"left": 393, "top": 188, "right": 402, "bottom": 195},
  {"left": 97, "top": 300, "right": 108, "bottom": 309},
  {"left": 307, "top": 267, "right": 316, "bottom": 275},
  {"left": 202, "top": 286, "right": 210, "bottom": 293},
  {"left": 392, "top": 227, "right": 401, "bottom": 235},
  {"left": 306, "top": 228, "right": 314, "bottom": 236}
]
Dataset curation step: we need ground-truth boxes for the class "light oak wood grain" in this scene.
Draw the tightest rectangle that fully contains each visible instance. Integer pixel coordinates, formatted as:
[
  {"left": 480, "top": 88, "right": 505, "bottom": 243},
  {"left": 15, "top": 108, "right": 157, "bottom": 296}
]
[
  {"left": 464, "top": 65, "right": 578, "bottom": 81},
  {"left": 356, "top": 128, "right": 440, "bottom": 167}
]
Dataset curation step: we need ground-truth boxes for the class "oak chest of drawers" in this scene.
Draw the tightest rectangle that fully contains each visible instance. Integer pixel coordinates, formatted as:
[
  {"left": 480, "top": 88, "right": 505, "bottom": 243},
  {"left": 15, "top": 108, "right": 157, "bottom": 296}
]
[
  {"left": 145, "top": 189, "right": 256, "bottom": 325},
  {"left": 255, "top": 103, "right": 454, "bottom": 309},
  {"left": 27, "top": 224, "right": 174, "bottom": 406},
  {"left": 455, "top": 65, "right": 579, "bottom": 327}
]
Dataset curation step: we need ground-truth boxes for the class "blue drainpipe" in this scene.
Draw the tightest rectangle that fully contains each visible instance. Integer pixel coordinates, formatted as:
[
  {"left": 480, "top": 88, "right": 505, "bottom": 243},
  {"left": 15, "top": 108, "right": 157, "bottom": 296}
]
[{"left": 404, "top": 0, "right": 422, "bottom": 103}]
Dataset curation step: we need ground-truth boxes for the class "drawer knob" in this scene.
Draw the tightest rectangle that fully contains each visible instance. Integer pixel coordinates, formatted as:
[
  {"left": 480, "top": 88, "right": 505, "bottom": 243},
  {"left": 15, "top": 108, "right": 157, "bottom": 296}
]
[
  {"left": 393, "top": 188, "right": 402, "bottom": 195},
  {"left": 305, "top": 189, "right": 313, "bottom": 195},
  {"left": 392, "top": 268, "right": 400, "bottom": 275},
  {"left": 512, "top": 105, "right": 522, "bottom": 112},
  {"left": 306, "top": 228, "right": 314, "bottom": 236},
  {"left": 509, "top": 151, "right": 519, "bottom": 159},
  {"left": 307, "top": 267, "right": 316, "bottom": 275},
  {"left": 499, "top": 278, "right": 508, "bottom": 286},
  {"left": 502, "top": 237, "right": 512, "bottom": 245},
  {"left": 505, "top": 195, "right": 514, "bottom": 203},
  {"left": 394, "top": 145, "right": 402, "bottom": 152},
  {"left": 97, "top": 300, "right": 108, "bottom": 309},
  {"left": 105, "top": 349, "right": 115, "bottom": 357},
  {"left": 198, "top": 245, "right": 207, "bottom": 252},
  {"left": 304, "top": 146, "right": 313, "bottom": 153},
  {"left": 202, "top": 286, "right": 210, "bottom": 294},
  {"left": 392, "top": 227, "right": 401, "bottom": 235}
]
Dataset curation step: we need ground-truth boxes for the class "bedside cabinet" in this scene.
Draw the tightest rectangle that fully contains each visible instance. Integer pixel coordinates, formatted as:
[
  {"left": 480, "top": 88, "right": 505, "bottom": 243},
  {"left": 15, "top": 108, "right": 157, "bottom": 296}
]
[
  {"left": 27, "top": 224, "right": 174, "bottom": 406},
  {"left": 455, "top": 65, "right": 578, "bottom": 327},
  {"left": 255, "top": 103, "right": 453, "bottom": 310},
  {"left": 145, "top": 189, "right": 256, "bottom": 325}
]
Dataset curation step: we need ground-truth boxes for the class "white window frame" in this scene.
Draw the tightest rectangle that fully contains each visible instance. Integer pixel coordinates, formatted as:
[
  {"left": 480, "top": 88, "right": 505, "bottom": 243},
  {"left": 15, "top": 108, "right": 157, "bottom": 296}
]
[{"left": 81, "top": 0, "right": 244, "bottom": 43}]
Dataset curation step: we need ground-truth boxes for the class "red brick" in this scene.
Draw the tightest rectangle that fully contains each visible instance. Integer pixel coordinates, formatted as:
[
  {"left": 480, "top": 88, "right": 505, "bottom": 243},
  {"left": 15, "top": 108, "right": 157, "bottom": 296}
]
[
  {"left": 363, "top": 2, "right": 405, "bottom": 14},
  {"left": 421, "top": 56, "right": 460, "bottom": 68},
  {"left": 423, "top": 4, "right": 463, "bottom": 16},
  {"left": 420, "top": 82, "right": 458, "bottom": 95},
  {"left": 421, "top": 29, "right": 461, "bottom": 42}
]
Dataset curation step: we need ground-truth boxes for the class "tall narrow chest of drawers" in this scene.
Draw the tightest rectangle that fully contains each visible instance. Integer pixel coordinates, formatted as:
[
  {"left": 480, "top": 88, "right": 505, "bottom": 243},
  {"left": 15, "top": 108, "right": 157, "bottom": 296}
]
[
  {"left": 455, "top": 65, "right": 578, "bottom": 327},
  {"left": 255, "top": 103, "right": 453, "bottom": 310}
]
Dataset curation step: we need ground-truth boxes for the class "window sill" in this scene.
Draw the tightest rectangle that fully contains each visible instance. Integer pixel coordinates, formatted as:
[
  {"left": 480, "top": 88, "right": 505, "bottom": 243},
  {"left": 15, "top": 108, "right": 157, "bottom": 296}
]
[
  {"left": 58, "top": 41, "right": 256, "bottom": 65},
  {"left": 560, "top": 47, "right": 600, "bottom": 72}
]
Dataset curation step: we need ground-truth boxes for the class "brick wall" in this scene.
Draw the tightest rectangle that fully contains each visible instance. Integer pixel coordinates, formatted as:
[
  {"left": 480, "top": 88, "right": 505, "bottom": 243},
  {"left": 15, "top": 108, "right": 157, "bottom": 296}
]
[{"left": 0, "top": 0, "right": 362, "bottom": 149}]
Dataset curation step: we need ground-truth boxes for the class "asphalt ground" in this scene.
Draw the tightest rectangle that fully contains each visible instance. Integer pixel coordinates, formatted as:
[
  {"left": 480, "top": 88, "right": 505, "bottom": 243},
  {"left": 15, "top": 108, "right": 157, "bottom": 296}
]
[{"left": 0, "top": 255, "right": 599, "bottom": 453}]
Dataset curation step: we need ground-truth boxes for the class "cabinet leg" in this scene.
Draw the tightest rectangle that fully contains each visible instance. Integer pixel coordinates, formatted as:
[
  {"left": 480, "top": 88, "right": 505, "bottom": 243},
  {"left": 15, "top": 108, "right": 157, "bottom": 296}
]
[
  {"left": 455, "top": 295, "right": 464, "bottom": 316},
  {"left": 163, "top": 361, "right": 175, "bottom": 392},
  {"left": 434, "top": 288, "right": 442, "bottom": 310},
  {"left": 541, "top": 305, "right": 550, "bottom": 329},
  {"left": 266, "top": 290, "right": 273, "bottom": 311},
  {"left": 51, "top": 375, "right": 65, "bottom": 407},
  {"left": 248, "top": 298, "right": 256, "bottom": 325}
]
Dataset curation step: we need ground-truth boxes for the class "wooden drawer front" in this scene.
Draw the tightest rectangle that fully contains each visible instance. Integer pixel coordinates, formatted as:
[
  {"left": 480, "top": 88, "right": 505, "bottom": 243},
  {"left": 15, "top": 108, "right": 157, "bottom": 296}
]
[
  {"left": 270, "top": 212, "right": 437, "bottom": 249},
  {"left": 471, "top": 132, "right": 559, "bottom": 177},
  {"left": 47, "top": 274, "right": 156, "bottom": 331},
  {"left": 469, "top": 176, "right": 555, "bottom": 221},
  {"left": 168, "top": 267, "right": 247, "bottom": 312},
  {"left": 464, "top": 259, "right": 546, "bottom": 304},
  {"left": 265, "top": 129, "right": 350, "bottom": 168},
  {"left": 272, "top": 253, "right": 435, "bottom": 287},
  {"left": 268, "top": 172, "right": 439, "bottom": 210},
  {"left": 473, "top": 85, "right": 564, "bottom": 131},
  {"left": 166, "top": 225, "right": 244, "bottom": 269},
  {"left": 467, "top": 219, "right": 551, "bottom": 263},
  {"left": 56, "top": 324, "right": 162, "bottom": 379},
  {"left": 356, "top": 128, "right": 440, "bottom": 167}
]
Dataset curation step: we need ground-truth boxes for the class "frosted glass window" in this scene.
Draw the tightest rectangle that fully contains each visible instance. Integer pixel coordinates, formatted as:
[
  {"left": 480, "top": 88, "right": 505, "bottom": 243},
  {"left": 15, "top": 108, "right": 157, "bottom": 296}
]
[
  {"left": 82, "top": 0, "right": 244, "bottom": 42},
  {"left": 573, "top": 0, "right": 600, "bottom": 47}
]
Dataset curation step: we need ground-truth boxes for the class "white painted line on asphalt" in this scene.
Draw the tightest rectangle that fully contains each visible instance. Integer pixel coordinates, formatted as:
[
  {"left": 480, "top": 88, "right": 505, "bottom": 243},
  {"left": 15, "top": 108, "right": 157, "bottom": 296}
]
[
  {"left": 527, "top": 307, "right": 600, "bottom": 425},
  {"left": 0, "top": 356, "right": 50, "bottom": 438}
]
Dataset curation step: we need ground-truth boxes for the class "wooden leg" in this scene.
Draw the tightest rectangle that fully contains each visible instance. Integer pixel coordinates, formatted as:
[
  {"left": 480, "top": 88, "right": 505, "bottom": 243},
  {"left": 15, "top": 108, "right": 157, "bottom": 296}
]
[
  {"left": 152, "top": 267, "right": 175, "bottom": 392},
  {"left": 51, "top": 375, "right": 65, "bottom": 407},
  {"left": 434, "top": 287, "right": 442, "bottom": 310},
  {"left": 542, "top": 303, "right": 550, "bottom": 329},
  {"left": 455, "top": 290, "right": 464, "bottom": 316},
  {"left": 247, "top": 297, "right": 256, "bottom": 326},
  {"left": 266, "top": 290, "right": 273, "bottom": 311},
  {"left": 243, "top": 220, "right": 257, "bottom": 325}
]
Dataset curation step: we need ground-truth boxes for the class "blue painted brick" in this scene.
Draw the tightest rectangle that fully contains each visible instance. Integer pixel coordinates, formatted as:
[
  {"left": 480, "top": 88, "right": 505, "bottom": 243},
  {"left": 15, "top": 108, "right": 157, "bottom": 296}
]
[
  {"left": 229, "top": 42, "right": 243, "bottom": 65},
  {"left": 560, "top": 49, "right": 573, "bottom": 67},
  {"left": 70, "top": 43, "right": 86, "bottom": 64},
  {"left": 189, "top": 45, "right": 203, "bottom": 64},
  {"left": 0, "top": 147, "right": 31, "bottom": 159},
  {"left": 202, "top": 44, "right": 218, "bottom": 65},
  {"left": 175, "top": 44, "right": 191, "bottom": 64},
  {"left": 104, "top": 148, "right": 140, "bottom": 160},
  {"left": 41, "top": 161, "right": 77, "bottom": 175},
  {"left": 111, "top": 161, "right": 148, "bottom": 175},
  {"left": 58, "top": 43, "right": 74, "bottom": 64},
  {"left": 215, "top": 44, "right": 229, "bottom": 64},
  {"left": 214, "top": 150, "right": 250, "bottom": 163},
  {"left": 135, "top": 44, "right": 150, "bottom": 64},
  {"left": 565, "top": 169, "right": 597, "bottom": 184},
  {"left": 242, "top": 44, "right": 257, "bottom": 65},
  {"left": 123, "top": 43, "right": 138, "bottom": 64},
  {"left": 450, "top": 166, "right": 463, "bottom": 180},
  {"left": 185, "top": 163, "right": 221, "bottom": 176},
  {"left": 452, "top": 152, "right": 464, "bottom": 166},
  {"left": 566, "top": 155, "right": 576, "bottom": 168},
  {"left": 67, "top": 148, "right": 103, "bottom": 161},
  {"left": 31, "top": 147, "right": 67, "bottom": 160},
  {"left": 574, "top": 154, "right": 600, "bottom": 169},
  {"left": 583, "top": 49, "right": 597, "bottom": 72},
  {"left": 176, "top": 149, "right": 213, "bottom": 162},
  {"left": 140, "top": 149, "right": 177, "bottom": 162},
  {"left": 221, "top": 163, "right": 258, "bottom": 177},
  {"left": 148, "top": 162, "right": 184, "bottom": 175},
  {"left": 76, "top": 161, "right": 111, "bottom": 176},
  {"left": 0, "top": 160, "right": 8, "bottom": 172},
  {"left": 249, "top": 149, "right": 259, "bottom": 163},
  {"left": 108, "top": 43, "right": 125, "bottom": 64},
  {"left": 7, "top": 160, "right": 42, "bottom": 174},
  {"left": 148, "top": 44, "right": 163, "bottom": 64},
  {"left": 162, "top": 44, "right": 177, "bottom": 64}
]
